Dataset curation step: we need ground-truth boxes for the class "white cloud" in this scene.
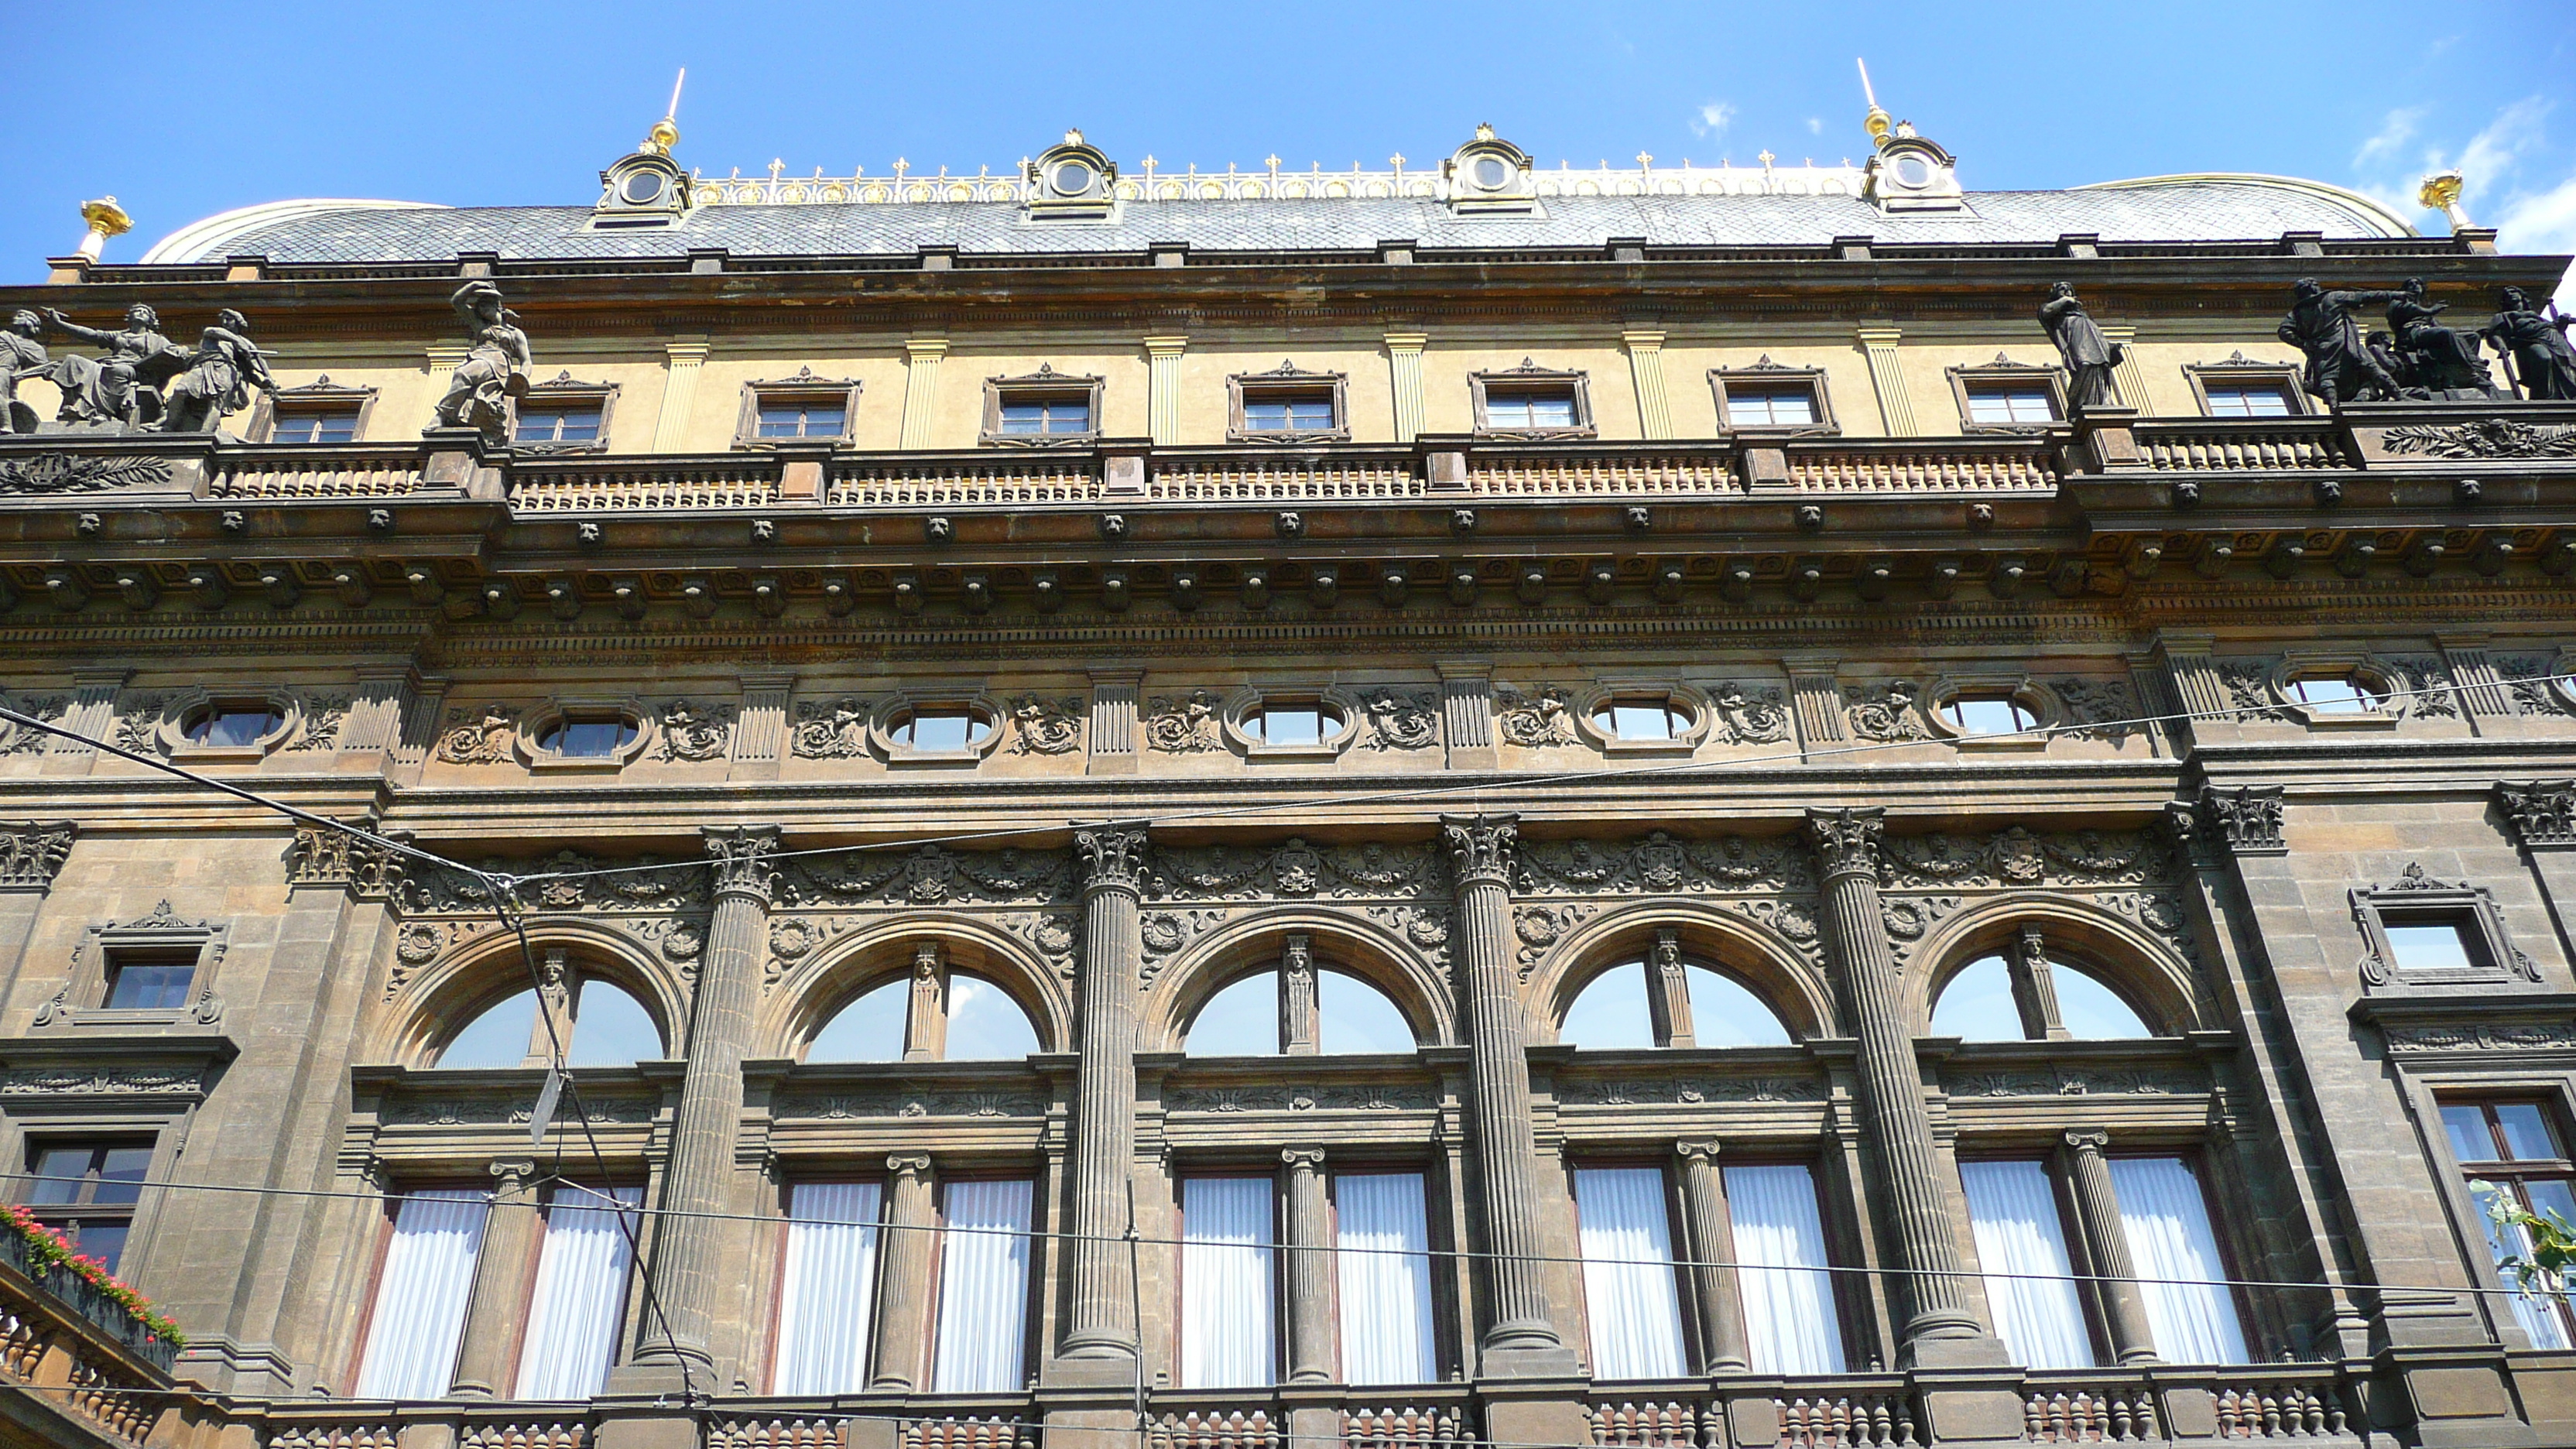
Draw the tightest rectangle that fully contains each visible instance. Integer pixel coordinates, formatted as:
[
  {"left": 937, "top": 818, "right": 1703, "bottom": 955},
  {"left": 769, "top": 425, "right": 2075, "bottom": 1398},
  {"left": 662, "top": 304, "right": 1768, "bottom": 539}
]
[
  {"left": 2454, "top": 96, "right": 2554, "bottom": 191},
  {"left": 2496, "top": 166, "right": 2576, "bottom": 307},
  {"left": 1807, "top": 116, "right": 1824, "bottom": 135},
  {"left": 1690, "top": 101, "right": 1735, "bottom": 139},
  {"left": 2354, "top": 105, "right": 2427, "bottom": 169}
]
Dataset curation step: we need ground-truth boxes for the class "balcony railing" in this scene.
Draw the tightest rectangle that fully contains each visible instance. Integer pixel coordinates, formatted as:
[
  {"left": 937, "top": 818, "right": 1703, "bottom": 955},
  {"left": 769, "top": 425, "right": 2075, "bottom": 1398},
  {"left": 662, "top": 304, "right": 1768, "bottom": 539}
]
[
  {"left": 206, "top": 441, "right": 438, "bottom": 498},
  {"left": 2130, "top": 417, "right": 2353, "bottom": 471},
  {"left": 508, "top": 454, "right": 784, "bottom": 512}
]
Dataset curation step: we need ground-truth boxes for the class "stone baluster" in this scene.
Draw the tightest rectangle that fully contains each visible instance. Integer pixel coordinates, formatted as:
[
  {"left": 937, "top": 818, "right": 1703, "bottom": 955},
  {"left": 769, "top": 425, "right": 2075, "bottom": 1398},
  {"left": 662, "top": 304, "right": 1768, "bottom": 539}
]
[
  {"left": 1282, "top": 1148, "right": 1334, "bottom": 1382},
  {"left": 1050, "top": 826, "right": 1147, "bottom": 1380},
  {"left": 1805, "top": 807, "right": 2002, "bottom": 1365},
  {"left": 868, "top": 1153, "right": 939, "bottom": 1392},
  {"left": 1675, "top": 1142, "right": 1751, "bottom": 1373},
  {"left": 1443, "top": 814, "right": 1577, "bottom": 1375},
  {"left": 449, "top": 1159, "right": 542, "bottom": 1397},
  {"left": 2060, "top": 1130, "right": 2160, "bottom": 1365},
  {"left": 618, "top": 824, "right": 778, "bottom": 1388}
]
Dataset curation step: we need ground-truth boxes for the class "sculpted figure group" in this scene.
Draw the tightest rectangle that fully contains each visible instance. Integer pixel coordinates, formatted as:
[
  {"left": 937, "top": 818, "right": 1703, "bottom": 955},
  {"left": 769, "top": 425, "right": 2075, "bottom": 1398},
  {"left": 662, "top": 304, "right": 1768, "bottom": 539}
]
[
  {"left": 1, "top": 303, "right": 276, "bottom": 434},
  {"left": 2269, "top": 277, "right": 2576, "bottom": 406}
]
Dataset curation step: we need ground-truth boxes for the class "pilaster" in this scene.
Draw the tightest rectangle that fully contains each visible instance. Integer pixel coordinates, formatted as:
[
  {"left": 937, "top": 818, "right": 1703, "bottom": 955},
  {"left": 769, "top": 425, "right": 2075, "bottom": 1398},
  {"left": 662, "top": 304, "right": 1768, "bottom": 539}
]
[
  {"left": 2058, "top": 1130, "right": 2158, "bottom": 1364},
  {"left": 649, "top": 339, "right": 711, "bottom": 452},
  {"left": 2098, "top": 324, "right": 2153, "bottom": 413},
  {"left": 41, "top": 671, "right": 126, "bottom": 776},
  {"left": 1280, "top": 1148, "right": 1334, "bottom": 1382},
  {"left": 1855, "top": 327, "right": 1918, "bottom": 437},
  {"left": 1674, "top": 1141, "right": 1750, "bottom": 1373},
  {"left": 2439, "top": 636, "right": 2517, "bottom": 738},
  {"left": 1785, "top": 656, "right": 1845, "bottom": 757},
  {"left": 0, "top": 823, "right": 74, "bottom": 1012},
  {"left": 1436, "top": 660, "right": 1496, "bottom": 770},
  {"left": 1087, "top": 670, "right": 1141, "bottom": 776},
  {"left": 1143, "top": 336, "right": 1187, "bottom": 446},
  {"left": 729, "top": 673, "right": 794, "bottom": 783},
  {"left": 1621, "top": 328, "right": 1673, "bottom": 439},
  {"left": 868, "top": 1153, "right": 938, "bottom": 1392},
  {"left": 2501, "top": 782, "right": 2576, "bottom": 974},
  {"left": 338, "top": 667, "right": 417, "bottom": 769},
  {"left": 1384, "top": 333, "right": 1429, "bottom": 442},
  {"left": 899, "top": 337, "right": 949, "bottom": 449}
]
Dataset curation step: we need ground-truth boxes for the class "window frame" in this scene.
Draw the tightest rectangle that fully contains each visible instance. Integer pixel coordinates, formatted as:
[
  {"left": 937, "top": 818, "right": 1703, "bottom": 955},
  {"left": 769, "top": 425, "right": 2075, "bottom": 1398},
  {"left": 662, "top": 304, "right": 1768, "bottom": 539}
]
[
  {"left": 1947, "top": 358, "right": 2068, "bottom": 433},
  {"left": 516, "top": 697, "right": 653, "bottom": 775},
  {"left": 17, "top": 1136, "right": 158, "bottom": 1274},
  {"left": 2438, "top": 1097, "right": 2576, "bottom": 1346},
  {"left": 511, "top": 1180, "right": 647, "bottom": 1400},
  {"left": 1469, "top": 361, "right": 1596, "bottom": 440},
  {"left": 1567, "top": 1157, "right": 1699, "bottom": 1380},
  {"left": 508, "top": 372, "right": 621, "bottom": 455},
  {"left": 735, "top": 368, "right": 863, "bottom": 448},
  {"left": 1708, "top": 361, "right": 1838, "bottom": 435},
  {"left": 2350, "top": 863, "right": 2537, "bottom": 992},
  {"left": 926, "top": 1172, "right": 1039, "bottom": 1392},
  {"left": 250, "top": 375, "right": 378, "bottom": 444},
  {"left": 981, "top": 366, "right": 1104, "bottom": 448},
  {"left": 1173, "top": 1168, "right": 1285, "bottom": 1389},
  {"left": 1569, "top": 681, "right": 1711, "bottom": 759},
  {"left": 2099, "top": 1147, "right": 2257, "bottom": 1363},
  {"left": 48, "top": 904, "right": 231, "bottom": 1029},
  {"left": 344, "top": 1174, "right": 495, "bottom": 1399},
  {"left": 1219, "top": 685, "right": 1363, "bottom": 762},
  {"left": 766, "top": 1173, "right": 890, "bottom": 1395},
  {"left": 868, "top": 690, "right": 1007, "bottom": 768},
  {"left": 1228, "top": 362, "right": 1352, "bottom": 444},
  {"left": 2182, "top": 356, "right": 2311, "bottom": 419},
  {"left": 1957, "top": 1150, "right": 2112, "bottom": 1369}
]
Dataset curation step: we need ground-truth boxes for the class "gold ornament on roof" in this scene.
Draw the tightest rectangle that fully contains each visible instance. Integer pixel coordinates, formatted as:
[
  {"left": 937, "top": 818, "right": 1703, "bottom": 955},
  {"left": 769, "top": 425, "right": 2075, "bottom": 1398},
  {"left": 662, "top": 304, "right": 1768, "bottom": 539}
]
[
  {"left": 640, "top": 68, "right": 685, "bottom": 156},
  {"left": 2418, "top": 168, "right": 2472, "bottom": 228},
  {"left": 80, "top": 197, "right": 132, "bottom": 238},
  {"left": 1856, "top": 57, "right": 1892, "bottom": 146}
]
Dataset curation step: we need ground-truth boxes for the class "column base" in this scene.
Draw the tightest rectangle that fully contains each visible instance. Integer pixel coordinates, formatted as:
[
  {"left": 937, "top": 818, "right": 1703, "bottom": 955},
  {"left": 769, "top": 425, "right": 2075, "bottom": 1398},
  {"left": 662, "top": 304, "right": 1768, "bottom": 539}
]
[
  {"left": 600, "top": 1351, "right": 715, "bottom": 1398},
  {"left": 1040, "top": 1349, "right": 1142, "bottom": 1390},
  {"left": 591, "top": 1405, "right": 702, "bottom": 1449},
  {"left": 1475, "top": 1341, "right": 1584, "bottom": 1379},
  {"left": 1896, "top": 1331, "right": 2013, "bottom": 1370},
  {"left": 1042, "top": 1404, "right": 1142, "bottom": 1449},
  {"left": 2382, "top": 1345, "right": 2542, "bottom": 1448},
  {"left": 1478, "top": 1383, "right": 1593, "bottom": 1448}
]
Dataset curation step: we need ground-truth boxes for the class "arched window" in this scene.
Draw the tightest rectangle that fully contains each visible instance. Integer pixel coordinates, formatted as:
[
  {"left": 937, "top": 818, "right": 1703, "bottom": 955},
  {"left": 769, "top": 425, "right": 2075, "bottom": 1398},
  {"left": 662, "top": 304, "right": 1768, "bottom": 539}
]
[
  {"left": 806, "top": 957, "right": 1043, "bottom": 1062},
  {"left": 1931, "top": 947, "right": 2153, "bottom": 1042},
  {"left": 434, "top": 972, "right": 663, "bottom": 1069},
  {"left": 1560, "top": 954, "right": 1793, "bottom": 1049},
  {"left": 1182, "top": 961, "right": 1416, "bottom": 1057}
]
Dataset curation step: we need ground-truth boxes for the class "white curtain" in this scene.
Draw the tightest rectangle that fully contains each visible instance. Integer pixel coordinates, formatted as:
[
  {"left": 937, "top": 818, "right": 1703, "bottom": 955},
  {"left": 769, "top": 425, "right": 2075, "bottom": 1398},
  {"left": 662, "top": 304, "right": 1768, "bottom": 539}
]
[
  {"left": 774, "top": 1181, "right": 884, "bottom": 1395},
  {"left": 2107, "top": 1158, "right": 2248, "bottom": 1365},
  {"left": 1961, "top": 1161, "right": 2095, "bottom": 1369},
  {"left": 354, "top": 1189, "right": 488, "bottom": 1399},
  {"left": 931, "top": 1179, "right": 1032, "bottom": 1392},
  {"left": 1335, "top": 1173, "right": 1437, "bottom": 1385},
  {"left": 2470, "top": 1183, "right": 2574, "bottom": 1349},
  {"left": 1574, "top": 1168, "right": 1689, "bottom": 1380},
  {"left": 1181, "top": 1177, "right": 1276, "bottom": 1387},
  {"left": 1722, "top": 1165, "right": 1846, "bottom": 1375},
  {"left": 515, "top": 1185, "right": 642, "bottom": 1399}
]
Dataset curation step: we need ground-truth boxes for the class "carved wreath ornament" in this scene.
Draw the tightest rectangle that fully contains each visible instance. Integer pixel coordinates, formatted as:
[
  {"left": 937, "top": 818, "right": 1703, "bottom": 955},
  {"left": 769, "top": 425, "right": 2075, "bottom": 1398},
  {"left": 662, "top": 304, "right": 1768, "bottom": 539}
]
[{"left": 2382, "top": 419, "right": 2576, "bottom": 460}]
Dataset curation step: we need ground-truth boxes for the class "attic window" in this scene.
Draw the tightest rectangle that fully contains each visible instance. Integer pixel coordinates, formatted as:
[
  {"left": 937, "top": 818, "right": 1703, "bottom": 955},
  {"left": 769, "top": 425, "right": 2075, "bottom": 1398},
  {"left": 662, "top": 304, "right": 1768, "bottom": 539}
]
[
  {"left": 1471, "top": 363, "right": 1594, "bottom": 439},
  {"left": 510, "top": 373, "right": 620, "bottom": 453},
  {"left": 735, "top": 368, "right": 861, "bottom": 447},
  {"left": 982, "top": 367, "right": 1103, "bottom": 447},
  {"left": 1230, "top": 364, "right": 1351, "bottom": 443}
]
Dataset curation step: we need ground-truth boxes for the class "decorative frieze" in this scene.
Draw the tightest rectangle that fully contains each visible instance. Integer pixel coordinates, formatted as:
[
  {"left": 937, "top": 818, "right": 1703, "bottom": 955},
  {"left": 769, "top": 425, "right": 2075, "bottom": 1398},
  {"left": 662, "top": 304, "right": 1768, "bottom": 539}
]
[
  {"left": 1142, "top": 691, "right": 1225, "bottom": 752},
  {"left": 1707, "top": 683, "right": 1794, "bottom": 745},
  {"left": 380, "top": 1094, "right": 659, "bottom": 1125},
  {"left": 790, "top": 697, "right": 872, "bottom": 758},
  {"left": 1843, "top": 681, "right": 1928, "bottom": 743},
  {"left": 1555, "top": 1074, "right": 1827, "bottom": 1106},
  {"left": 775, "top": 1088, "right": 1048, "bottom": 1120},
  {"left": 2384, "top": 1021, "right": 2576, "bottom": 1053},
  {"left": 1356, "top": 688, "right": 1440, "bottom": 750},
  {"left": 1163, "top": 1082, "right": 1434, "bottom": 1114},
  {"left": 1492, "top": 683, "right": 1577, "bottom": 747},
  {"left": 1942, "top": 1067, "right": 2204, "bottom": 1098},
  {"left": 1880, "top": 826, "right": 2166, "bottom": 890},
  {"left": 0, "top": 1065, "right": 208, "bottom": 1097},
  {"left": 656, "top": 700, "right": 735, "bottom": 762},
  {"left": 0, "top": 694, "right": 67, "bottom": 755},
  {"left": 1008, "top": 695, "right": 1084, "bottom": 754}
]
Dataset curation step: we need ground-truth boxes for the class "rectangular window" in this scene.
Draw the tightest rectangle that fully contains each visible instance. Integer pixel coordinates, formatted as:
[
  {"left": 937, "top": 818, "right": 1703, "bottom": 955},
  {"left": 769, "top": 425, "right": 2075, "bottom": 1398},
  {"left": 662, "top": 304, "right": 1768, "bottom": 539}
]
[
  {"left": 755, "top": 400, "right": 848, "bottom": 440},
  {"left": 1255, "top": 707, "right": 1326, "bottom": 746},
  {"left": 22, "top": 1140, "right": 152, "bottom": 1273},
  {"left": 2107, "top": 1157, "right": 2248, "bottom": 1365},
  {"left": 1180, "top": 1177, "right": 1276, "bottom": 1388},
  {"left": 1725, "top": 386, "right": 1819, "bottom": 427},
  {"left": 2203, "top": 382, "right": 2295, "bottom": 418},
  {"left": 2287, "top": 676, "right": 2381, "bottom": 713},
  {"left": 2445, "top": 1100, "right": 2576, "bottom": 1348},
  {"left": 1723, "top": 1163, "right": 1846, "bottom": 1375},
  {"left": 1961, "top": 1160, "right": 2095, "bottom": 1368},
  {"left": 2386, "top": 923, "right": 2475, "bottom": 974},
  {"left": 1608, "top": 704, "right": 1677, "bottom": 742},
  {"left": 270, "top": 408, "right": 361, "bottom": 444},
  {"left": 515, "top": 1185, "right": 642, "bottom": 1400},
  {"left": 1965, "top": 383, "right": 2060, "bottom": 426},
  {"left": 1334, "top": 1172, "right": 1437, "bottom": 1385},
  {"left": 772, "top": 1181, "right": 883, "bottom": 1395},
  {"left": 1485, "top": 388, "right": 1579, "bottom": 430},
  {"left": 102, "top": 948, "right": 198, "bottom": 1010},
  {"left": 1574, "top": 1166, "right": 1690, "bottom": 1380},
  {"left": 353, "top": 1189, "right": 489, "bottom": 1399},
  {"left": 898, "top": 711, "right": 976, "bottom": 752},
  {"left": 999, "top": 398, "right": 1091, "bottom": 435},
  {"left": 1243, "top": 396, "right": 1338, "bottom": 432},
  {"left": 1941, "top": 695, "right": 2040, "bottom": 737},
  {"left": 931, "top": 1178, "right": 1032, "bottom": 1392},
  {"left": 515, "top": 406, "right": 605, "bottom": 446}
]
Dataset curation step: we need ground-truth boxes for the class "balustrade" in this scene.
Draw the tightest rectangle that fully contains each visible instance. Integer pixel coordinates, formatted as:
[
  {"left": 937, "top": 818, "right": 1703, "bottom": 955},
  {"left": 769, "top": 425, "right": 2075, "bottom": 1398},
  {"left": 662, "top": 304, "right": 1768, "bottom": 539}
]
[
  {"left": 2132, "top": 418, "right": 2350, "bottom": 471},
  {"left": 832, "top": 455, "right": 1097, "bottom": 506},
  {"left": 508, "top": 456, "right": 781, "bottom": 512},
  {"left": 1784, "top": 438, "right": 2059, "bottom": 492},
  {"left": 1465, "top": 448, "right": 1734, "bottom": 497},
  {"left": 208, "top": 444, "right": 432, "bottom": 498}
]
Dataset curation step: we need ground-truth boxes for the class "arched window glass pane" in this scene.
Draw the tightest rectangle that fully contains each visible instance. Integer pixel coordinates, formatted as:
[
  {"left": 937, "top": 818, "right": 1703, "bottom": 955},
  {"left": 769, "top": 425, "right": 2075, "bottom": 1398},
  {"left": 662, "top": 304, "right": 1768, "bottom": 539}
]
[
  {"left": 1561, "top": 964, "right": 1654, "bottom": 1050},
  {"left": 567, "top": 979, "right": 663, "bottom": 1067},
  {"left": 807, "top": 980, "right": 908, "bottom": 1063},
  {"left": 1187, "top": 971, "right": 1281, "bottom": 1057},
  {"left": 1931, "top": 956, "right": 2025, "bottom": 1041},
  {"left": 1686, "top": 966, "right": 1793, "bottom": 1046},
  {"left": 1319, "top": 971, "right": 1415, "bottom": 1055},
  {"left": 2054, "top": 967, "right": 2152, "bottom": 1040},
  {"left": 437, "top": 989, "right": 536, "bottom": 1069},
  {"left": 947, "top": 973, "right": 1043, "bottom": 1060}
]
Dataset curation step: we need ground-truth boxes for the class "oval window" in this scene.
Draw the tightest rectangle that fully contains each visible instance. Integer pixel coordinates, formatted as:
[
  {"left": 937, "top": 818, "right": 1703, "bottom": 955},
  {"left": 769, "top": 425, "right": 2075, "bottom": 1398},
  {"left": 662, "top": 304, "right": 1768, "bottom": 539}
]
[
  {"left": 1053, "top": 160, "right": 1095, "bottom": 194},
  {"left": 1940, "top": 694, "right": 2040, "bottom": 736},
  {"left": 1892, "top": 154, "right": 1934, "bottom": 189},
  {"left": 184, "top": 707, "right": 283, "bottom": 747},
  {"left": 619, "top": 171, "right": 666, "bottom": 205},
  {"left": 1473, "top": 156, "right": 1511, "bottom": 190},
  {"left": 1596, "top": 701, "right": 1689, "bottom": 742},
  {"left": 1247, "top": 704, "right": 1340, "bottom": 746},
  {"left": 891, "top": 707, "right": 993, "bottom": 751},
  {"left": 2287, "top": 675, "right": 2382, "bottom": 714},
  {"left": 539, "top": 717, "right": 639, "bottom": 757}
]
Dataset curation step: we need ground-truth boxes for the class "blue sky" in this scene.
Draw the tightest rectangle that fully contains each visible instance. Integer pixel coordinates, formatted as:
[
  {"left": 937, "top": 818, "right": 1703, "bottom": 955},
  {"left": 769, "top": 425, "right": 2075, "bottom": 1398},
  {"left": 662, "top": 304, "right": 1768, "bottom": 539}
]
[{"left": 12, "top": 0, "right": 2574, "bottom": 293}]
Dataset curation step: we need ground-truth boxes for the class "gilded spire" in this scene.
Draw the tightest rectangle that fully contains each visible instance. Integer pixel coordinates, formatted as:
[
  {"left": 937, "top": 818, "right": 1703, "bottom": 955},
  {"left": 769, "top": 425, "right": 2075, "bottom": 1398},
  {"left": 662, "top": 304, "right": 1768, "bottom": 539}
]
[
  {"left": 642, "top": 67, "right": 685, "bottom": 156},
  {"left": 1856, "top": 57, "right": 1891, "bottom": 147}
]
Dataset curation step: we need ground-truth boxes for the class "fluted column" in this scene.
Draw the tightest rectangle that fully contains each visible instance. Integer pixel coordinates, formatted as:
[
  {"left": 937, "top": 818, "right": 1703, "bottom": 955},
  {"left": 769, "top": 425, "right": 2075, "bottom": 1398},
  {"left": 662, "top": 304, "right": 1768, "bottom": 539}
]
[
  {"left": 623, "top": 824, "right": 778, "bottom": 1384},
  {"left": 2061, "top": 1130, "right": 2159, "bottom": 1365},
  {"left": 1443, "top": 814, "right": 1578, "bottom": 1376},
  {"left": 869, "top": 1153, "right": 939, "bottom": 1392},
  {"left": 1052, "top": 826, "right": 1147, "bottom": 1378},
  {"left": 1675, "top": 1142, "right": 1750, "bottom": 1373},
  {"left": 1282, "top": 1148, "right": 1334, "bottom": 1382},
  {"left": 1805, "top": 807, "right": 2002, "bottom": 1365},
  {"left": 449, "top": 1159, "right": 540, "bottom": 1397}
]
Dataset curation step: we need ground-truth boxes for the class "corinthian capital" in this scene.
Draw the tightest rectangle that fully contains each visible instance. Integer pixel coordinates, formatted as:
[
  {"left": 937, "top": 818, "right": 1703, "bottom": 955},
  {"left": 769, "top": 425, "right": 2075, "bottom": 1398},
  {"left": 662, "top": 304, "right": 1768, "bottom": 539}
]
[
  {"left": 704, "top": 824, "right": 783, "bottom": 901},
  {"left": 1440, "top": 814, "right": 1518, "bottom": 888},
  {"left": 0, "top": 823, "right": 75, "bottom": 889},
  {"left": 2500, "top": 781, "right": 2576, "bottom": 848},
  {"left": 285, "top": 820, "right": 405, "bottom": 898},
  {"left": 1075, "top": 825, "right": 1149, "bottom": 893},
  {"left": 2195, "top": 785, "right": 2286, "bottom": 856},
  {"left": 1804, "top": 807, "right": 1886, "bottom": 882}
]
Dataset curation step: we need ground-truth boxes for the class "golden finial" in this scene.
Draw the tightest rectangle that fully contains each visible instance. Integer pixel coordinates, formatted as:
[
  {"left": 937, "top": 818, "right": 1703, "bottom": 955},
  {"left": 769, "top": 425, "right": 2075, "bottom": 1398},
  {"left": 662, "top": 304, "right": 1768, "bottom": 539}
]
[
  {"left": 1857, "top": 58, "right": 1892, "bottom": 146},
  {"left": 80, "top": 197, "right": 132, "bottom": 239},
  {"left": 2419, "top": 168, "right": 2472, "bottom": 229},
  {"left": 1474, "top": 122, "right": 1496, "bottom": 142},
  {"left": 641, "top": 68, "right": 685, "bottom": 156},
  {"left": 1064, "top": 128, "right": 1084, "bottom": 147}
]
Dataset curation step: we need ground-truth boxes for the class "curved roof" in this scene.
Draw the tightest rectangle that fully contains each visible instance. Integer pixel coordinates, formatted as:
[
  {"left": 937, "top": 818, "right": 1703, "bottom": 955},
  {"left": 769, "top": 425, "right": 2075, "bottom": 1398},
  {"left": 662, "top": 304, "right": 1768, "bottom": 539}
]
[{"left": 140, "top": 176, "right": 2418, "bottom": 266}]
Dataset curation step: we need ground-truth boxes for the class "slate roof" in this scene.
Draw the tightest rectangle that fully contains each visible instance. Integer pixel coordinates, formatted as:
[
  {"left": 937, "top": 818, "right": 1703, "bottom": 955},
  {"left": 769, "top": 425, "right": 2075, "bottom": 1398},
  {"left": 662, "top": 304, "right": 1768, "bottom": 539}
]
[{"left": 147, "top": 180, "right": 2413, "bottom": 265}]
